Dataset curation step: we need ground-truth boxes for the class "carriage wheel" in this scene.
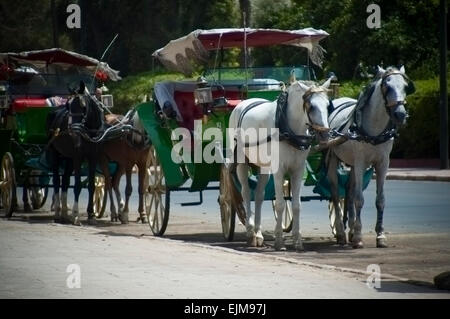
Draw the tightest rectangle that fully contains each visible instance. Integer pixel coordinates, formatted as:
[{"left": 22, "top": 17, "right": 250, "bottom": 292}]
[
  {"left": 28, "top": 186, "right": 48, "bottom": 210},
  {"left": 328, "top": 199, "right": 345, "bottom": 237},
  {"left": 145, "top": 145, "right": 170, "bottom": 236},
  {"left": 93, "top": 175, "right": 108, "bottom": 218},
  {"left": 272, "top": 180, "right": 293, "bottom": 232},
  {"left": 0, "top": 153, "right": 17, "bottom": 218},
  {"left": 219, "top": 164, "right": 236, "bottom": 241}
]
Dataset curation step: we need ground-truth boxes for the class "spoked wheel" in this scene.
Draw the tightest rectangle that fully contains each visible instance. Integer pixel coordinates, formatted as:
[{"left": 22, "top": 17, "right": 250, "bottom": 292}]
[
  {"left": 93, "top": 175, "right": 108, "bottom": 218},
  {"left": 272, "top": 180, "right": 293, "bottom": 232},
  {"left": 328, "top": 198, "right": 345, "bottom": 237},
  {"left": 145, "top": 145, "right": 170, "bottom": 236},
  {"left": 219, "top": 164, "right": 237, "bottom": 241},
  {"left": 0, "top": 153, "right": 17, "bottom": 218}
]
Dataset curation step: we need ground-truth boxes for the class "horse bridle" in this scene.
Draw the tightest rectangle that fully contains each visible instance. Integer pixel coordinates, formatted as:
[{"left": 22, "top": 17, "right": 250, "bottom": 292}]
[{"left": 302, "top": 86, "right": 331, "bottom": 133}]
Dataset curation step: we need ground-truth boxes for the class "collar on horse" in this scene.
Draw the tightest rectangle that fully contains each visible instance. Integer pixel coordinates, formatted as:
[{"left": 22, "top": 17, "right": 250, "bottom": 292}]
[{"left": 276, "top": 91, "right": 314, "bottom": 150}]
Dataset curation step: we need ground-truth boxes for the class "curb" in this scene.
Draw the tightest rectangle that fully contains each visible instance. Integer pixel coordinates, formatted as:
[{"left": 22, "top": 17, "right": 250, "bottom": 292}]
[{"left": 386, "top": 174, "right": 450, "bottom": 182}]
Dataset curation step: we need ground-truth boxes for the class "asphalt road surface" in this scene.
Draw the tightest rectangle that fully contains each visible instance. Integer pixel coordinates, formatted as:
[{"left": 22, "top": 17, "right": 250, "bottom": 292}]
[{"left": 1, "top": 178, "right": 449, "bottom": 298}]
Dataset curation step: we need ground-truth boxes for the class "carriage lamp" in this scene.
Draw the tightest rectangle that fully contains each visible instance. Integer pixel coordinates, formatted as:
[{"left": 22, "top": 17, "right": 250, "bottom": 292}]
[{"left": 194, "top": 87, "right": 213, "bottom": 124}]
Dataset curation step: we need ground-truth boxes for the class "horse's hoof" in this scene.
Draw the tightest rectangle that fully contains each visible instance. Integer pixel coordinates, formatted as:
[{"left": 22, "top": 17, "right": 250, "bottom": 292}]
[
  {"left": 71, "top": 216, "right": 81, "bottom": 226},
  {"left": 348, "top": 232, "right": 353, "bottom": 243},
  {"left": 256, "top": 237, "right": 264, "bottom": 247},
  {"left": 274, "top": 240, "right": 286, "bottom": 251},
  {"left": 376, "top": 237, "right": 388, "bottom": 248},
  {"left": 118, "top": 214, "right": 129, "bottom": 225},
  {"left": 336, "top": 235, "right": 347, "bottom": 246},
  {"left": 137, "top": 215, "right": 147, "bottom": 224},
  {"left": 60, "top": 216, "right": 71, "bottom": 225},
  {"left": 352, "top": 240, "right": 364, "bottom": 249},
  {"left": 295, "top": 244, "right": 305, "bottom": 252},
  {"left": 247, "top": 236, "right": 257, "bottom": 247},
  {"left": 24, "top": 203, "right": 32, "bottom": 213}
]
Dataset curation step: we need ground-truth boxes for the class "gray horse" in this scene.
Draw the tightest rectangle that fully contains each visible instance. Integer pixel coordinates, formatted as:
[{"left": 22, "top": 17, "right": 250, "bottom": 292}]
[{"left": 326, "top": 66, "right": 414, "bottom": 248}]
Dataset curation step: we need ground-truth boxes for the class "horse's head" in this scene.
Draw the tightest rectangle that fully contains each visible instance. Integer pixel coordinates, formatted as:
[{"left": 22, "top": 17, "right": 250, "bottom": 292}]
[
  {"left": 292, "top": 78, "right": 333, "bottom": 142},
  {"left": 68, "top": 81, "right": 104, "bottom": 131},
  {"left": 376, "top": 65, "right": 414, "bottom": 127}
]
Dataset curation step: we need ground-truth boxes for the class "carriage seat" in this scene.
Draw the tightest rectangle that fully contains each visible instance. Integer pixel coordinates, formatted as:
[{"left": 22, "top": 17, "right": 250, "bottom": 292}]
[
  {"left": 11, "top": 98, "right": 48, "bottom": 112},
  {"left": 154, "top": 81, "right": 242, "bottom": 130}
]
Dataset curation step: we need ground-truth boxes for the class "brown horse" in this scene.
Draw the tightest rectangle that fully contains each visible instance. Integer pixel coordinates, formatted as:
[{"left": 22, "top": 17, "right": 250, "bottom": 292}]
[{"left": 99, "top": 111, "right": 150, "bottom": 224}]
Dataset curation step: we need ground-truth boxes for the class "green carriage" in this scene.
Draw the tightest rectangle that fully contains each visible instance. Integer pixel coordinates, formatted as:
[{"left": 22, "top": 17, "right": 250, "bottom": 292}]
[
  {"left": 137, "top": 28, "right": 370, "bottom": 239},
  {"left": 0, "top": 49, "right": 119, "bottom": 217}
]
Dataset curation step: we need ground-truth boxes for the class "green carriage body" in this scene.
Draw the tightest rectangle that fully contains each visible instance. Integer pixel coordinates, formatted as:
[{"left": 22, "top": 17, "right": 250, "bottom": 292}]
[{"left": 137, "top": 65, "right": 320, "bottom": 197}]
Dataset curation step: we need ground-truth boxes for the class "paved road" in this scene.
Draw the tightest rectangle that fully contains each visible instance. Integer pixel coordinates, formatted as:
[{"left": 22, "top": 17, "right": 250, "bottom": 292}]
[
  {"left": 2, "top": 179, "right": 449, "bottom": 298},
  {"left": 0, "top": 219, "right": 449, "bottom": 299}
]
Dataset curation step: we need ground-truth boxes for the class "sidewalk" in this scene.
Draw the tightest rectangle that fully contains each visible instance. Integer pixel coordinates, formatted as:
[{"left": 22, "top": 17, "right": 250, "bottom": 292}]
[{"left": 386, "top": 168, "right": 450, "bottom": 182}]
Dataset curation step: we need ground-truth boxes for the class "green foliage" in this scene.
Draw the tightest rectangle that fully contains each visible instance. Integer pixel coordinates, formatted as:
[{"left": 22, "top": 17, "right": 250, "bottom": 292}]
[
  {"left": 107, "top": 71, "right": 190, "bottom": 114},
  {"left": 392, "top": 77, "right": 450, "bottom": 159}
]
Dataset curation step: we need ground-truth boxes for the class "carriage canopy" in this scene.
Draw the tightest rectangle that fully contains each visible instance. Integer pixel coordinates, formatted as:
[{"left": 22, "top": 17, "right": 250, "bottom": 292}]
[
  {"left": 0, "top": 48, "right": 121, "bottom": 82},
  {"left": 152, "top": 28, "right": 329, "bottom": 75}
]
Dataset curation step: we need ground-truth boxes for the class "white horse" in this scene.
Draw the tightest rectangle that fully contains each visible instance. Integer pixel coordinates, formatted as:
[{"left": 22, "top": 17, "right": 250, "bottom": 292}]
[
  {"left": 326, "top": 66, "right": 414, "bottom": 248},
  {"left": 228, "top": 78, "right": 333, "bottom": 251}
]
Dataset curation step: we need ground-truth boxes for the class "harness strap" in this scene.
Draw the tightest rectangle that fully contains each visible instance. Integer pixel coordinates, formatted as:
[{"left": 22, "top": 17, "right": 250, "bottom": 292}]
[{"left": 276, "top": 91, "right": 313, "bottom": 151}]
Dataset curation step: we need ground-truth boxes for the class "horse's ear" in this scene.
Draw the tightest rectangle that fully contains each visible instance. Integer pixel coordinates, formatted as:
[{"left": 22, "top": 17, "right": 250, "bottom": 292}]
[
  {"left": 376, "top": 65, "right": 385, "bottom": 76},
  {"left": 296, "top": 81, "right": 310, "bottom": 92},
  {"left": 399, "top": 65, "right": 406, "bottom": 74},
  {"left": 289, "top": 69, "right": 297, "bottom": 84},
  {"left": 321, "top": 77, "right": 333, "bottom": 90}
]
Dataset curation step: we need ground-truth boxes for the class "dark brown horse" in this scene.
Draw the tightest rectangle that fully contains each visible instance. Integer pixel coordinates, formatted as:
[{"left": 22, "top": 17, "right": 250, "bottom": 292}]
[
  {"left": 46, "top": 81, "right": 105, "bottom": 225},
  {"left": 99, "top": 110, "right": 150, "bottom": 224}
]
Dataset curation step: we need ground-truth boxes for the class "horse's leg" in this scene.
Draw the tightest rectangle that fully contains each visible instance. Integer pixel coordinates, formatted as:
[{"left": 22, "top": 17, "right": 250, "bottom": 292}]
[
  {"left": 237, "top": 164, "right": 255, "bottom": 246},
  {"left": 61, "top": 159, "right": 73, "bottom": 222},
  {"left": 72, "top": 158, "right": 82, "bottom": 226},
  {"left": 22, "top": 183, "right": 32, "bottom": 212},
  {"left": 273, "top": 170, "right": 286, "bottom": 251},
  {"left": 351, "top": 165, "right": 365, "bottom": 249},
  {"left": 137, "top": 159, "right": 147, "bottom": 224},
  {"left": 290, "top": 165, "right": 305, "bottom": 252},
  {"left": 52, "top": 151, "right": 62, "bottom": 222},
  {"left": 86, "top": 157, "right": 97, "bottom": 225},
  {"left": 374, "top": 160, "right": 389, "bottom": 248},
  {"left": 113, "top": 165, "right": 125, "bottom": 214},
  {"left": 346, "top": 168, "right": 356, "bottom": 242},
  {"left": 100, "top": 156, "right": 117, "bottom": 222},
  {"left": 123, "top": 165, "right": 132, "bottom": 215},
  {"left": 119, "top": 166, "right": 132, "bottom": 224},
  {"left": 327, "top": 153, "right": 347, "bottom": 245},
  {"left": 254, "top": 172, "right": 269, "bottom": 247}
]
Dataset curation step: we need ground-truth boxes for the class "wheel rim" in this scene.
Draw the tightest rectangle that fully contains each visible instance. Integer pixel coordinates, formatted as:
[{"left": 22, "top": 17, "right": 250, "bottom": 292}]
[
  {"left": 219, "top": 165, "right": 236, "bottom": 241},
  {"left": 145, "top": 146, "right": 169, "bottom": 236},
  {"left": 0, "top": 153, "right": 16, "bottom": 217},
  {"left": 272, "top": 180, "right": 293, "bottom": 232},
  {"left": 27, "top": 171, "right": 48, "bottom": 210},
  {"left": 93, "top": 175, "right": 107, "bottom": 218}
]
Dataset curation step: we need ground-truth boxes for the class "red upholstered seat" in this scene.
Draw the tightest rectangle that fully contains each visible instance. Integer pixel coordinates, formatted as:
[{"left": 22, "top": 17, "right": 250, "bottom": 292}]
[
  {"left": 173, "top": 90, "right": 242, "bottom": 130},
  {"left": 12, "top": 98, "right": 48, "bottom": 112}
]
